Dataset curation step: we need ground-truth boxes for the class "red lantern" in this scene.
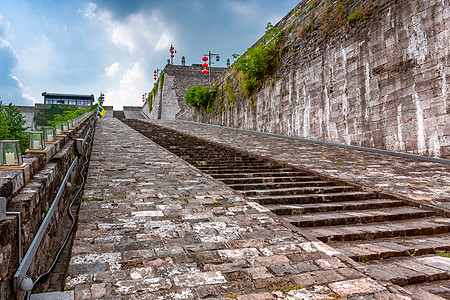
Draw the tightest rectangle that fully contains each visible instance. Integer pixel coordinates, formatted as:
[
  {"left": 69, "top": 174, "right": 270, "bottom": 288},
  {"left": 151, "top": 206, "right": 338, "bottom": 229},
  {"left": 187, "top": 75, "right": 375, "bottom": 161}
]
[
  {"left": 170, "top": 50, "right": 174, "bottom": 54},
  {"left": 171, "top": 54, "right": 174, "bottom": 58},
  {"left": 170, "top": 46, "right": 174, "bottom": 50},
  {"left": 154, "top": 70, "right": 157, "bottom": 74},
  {"left": 202, "top": 69, "right": 208, "bottom": 74},
  {"left": 202, "top": 63, "right": 208, "bottom": 68},
  {"left": 202, "top": 56, "right": 208, "bottom": 62}
]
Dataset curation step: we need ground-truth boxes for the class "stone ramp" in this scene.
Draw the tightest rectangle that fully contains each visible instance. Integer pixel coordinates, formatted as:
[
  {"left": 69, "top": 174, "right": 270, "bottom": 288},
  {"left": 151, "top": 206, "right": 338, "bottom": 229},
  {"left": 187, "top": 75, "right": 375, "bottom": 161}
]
[
  {"left": 151, "top": 120, "right": 450, "bottom": 212},
  {"left": 63, "top": 118, "right": 413, "bottom": 299}
]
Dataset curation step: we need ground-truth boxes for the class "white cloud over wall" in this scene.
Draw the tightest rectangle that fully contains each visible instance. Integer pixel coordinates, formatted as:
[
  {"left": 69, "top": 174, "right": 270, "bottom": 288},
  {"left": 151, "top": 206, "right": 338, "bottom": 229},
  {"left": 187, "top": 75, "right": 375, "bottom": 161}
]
[
  {"left": 81, "top": 2, "right": 174, "bottom": 109},
  {"left": 105, "top": 62, "right": 148, "bottom": 109}
]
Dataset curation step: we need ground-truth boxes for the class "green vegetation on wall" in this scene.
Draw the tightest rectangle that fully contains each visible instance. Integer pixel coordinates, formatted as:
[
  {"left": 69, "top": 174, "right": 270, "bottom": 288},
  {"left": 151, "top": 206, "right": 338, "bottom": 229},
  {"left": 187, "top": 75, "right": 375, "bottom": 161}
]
[
  {"left": 49, "top": 105, "right": 96, "bottom": 124},
  {"left": 34, "top": 104, "right": 78, "bottom": 127},
  {"left": 0, "top": 104, "right": 29, "bottom": 153},
  {"left": 147, "top": 72, "right": 165, "bottom": 114},
  {"left": 297, "top": 0, "right": 375, "bottom": 38},
  {"left": 184, "top": 0, "right": 376, "bottom": 115},
  {"left": 185, "top": 85, "right": 214, "bottom": 110},
  {"left": 233, "top": 22, "right": 285, "bottom": 98}
]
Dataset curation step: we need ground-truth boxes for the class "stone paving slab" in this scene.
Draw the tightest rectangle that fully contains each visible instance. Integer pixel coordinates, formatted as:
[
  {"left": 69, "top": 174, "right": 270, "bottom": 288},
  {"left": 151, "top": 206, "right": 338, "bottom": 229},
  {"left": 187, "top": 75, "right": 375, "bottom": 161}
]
[
  {"left": 66, "top": 118, "right": 414, "bottom": 299},
  {"left": 150, "top": 120, "right": 450, "bottom": 213}
]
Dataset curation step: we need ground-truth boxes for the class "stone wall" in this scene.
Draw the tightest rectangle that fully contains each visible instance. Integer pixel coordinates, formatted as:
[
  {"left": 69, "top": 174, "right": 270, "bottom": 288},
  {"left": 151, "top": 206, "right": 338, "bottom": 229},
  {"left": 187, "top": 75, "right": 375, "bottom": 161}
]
[
  {"left": 0, "top": 114, "right": 95, "bottom": 299},
  {"left": 123, "top": 106, "right": 145, "bottom": 119},
  {"left": 179, "top": 0, "right": 449, "bottom": 158},
  {"left": 15, "top": 106, "right": 35, "bottom": 131},
  {"left": 142, "top": 64, "right": 227, "bottom": 120}
]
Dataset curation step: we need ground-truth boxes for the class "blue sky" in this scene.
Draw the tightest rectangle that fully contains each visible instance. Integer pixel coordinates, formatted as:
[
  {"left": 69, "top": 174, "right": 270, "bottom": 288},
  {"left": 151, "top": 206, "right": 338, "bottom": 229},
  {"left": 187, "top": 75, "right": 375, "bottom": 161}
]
[{"left": 0, "top": 0, "right": 298, "bottom": 109}]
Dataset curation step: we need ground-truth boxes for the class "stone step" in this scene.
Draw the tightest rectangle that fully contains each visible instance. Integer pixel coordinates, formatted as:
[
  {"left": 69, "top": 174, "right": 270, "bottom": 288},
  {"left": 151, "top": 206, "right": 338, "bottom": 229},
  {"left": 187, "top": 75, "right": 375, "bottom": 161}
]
[
  {"left": 197, "top": 163, "right": 279, "bottom": 170},
  {"left": 365, "top": 255, "right": 450, "bottom": 286},
  {"left": 286, "top": 206, "right": 434, "bottom": 227},
  {"left": 204, "top": 167, "right": 297, "bottom": 174},
  {"left": 30, "top": 291, "right": 73, "bottom": 300},
  {"left": 265, "top": 198, "right": 405, "bottom": 215},
  {"left": 405, "top": 281, "right": 450, "bottom": 299},
  {"left": 210, "top": 171, "right": 309, "bottom": 179},
  {"left": 219, "top": 175, "right": 319, "bottom": 185},
  {"left": 228, "top": 180, "right": 335, "bottom": 190},
  {"left": 240, "top": 185, "right": 355, "bottom": 196},
  {"left": 331, "top": 234, "right": 450, "bottom": 261},
  {"left": 250, "top": 191, "right": 376, "bottom": 205},
  {"left": 177, "top": 152, "right": 256, "bottom": 164},
  {"left": 194, "top": 158, "right": 260, "bottom": 164},
  {"left": 304, "top": 217, "right": 450, "bottom": 242}
]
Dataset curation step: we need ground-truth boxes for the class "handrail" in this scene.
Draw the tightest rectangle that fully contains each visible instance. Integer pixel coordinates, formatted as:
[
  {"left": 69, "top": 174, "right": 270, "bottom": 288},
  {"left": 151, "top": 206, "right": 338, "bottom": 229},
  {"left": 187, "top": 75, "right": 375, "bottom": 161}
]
[{"left": 13, "top": 114, "right": 96, "bottom": 292}]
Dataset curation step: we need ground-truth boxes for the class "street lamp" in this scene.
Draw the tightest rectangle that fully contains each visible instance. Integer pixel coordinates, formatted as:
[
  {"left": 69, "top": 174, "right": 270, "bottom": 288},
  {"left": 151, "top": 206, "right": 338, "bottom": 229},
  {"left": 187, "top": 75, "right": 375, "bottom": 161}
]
[
  {"left": 142, "top": 93, "right": 149, "bottom": 102},
  {"left": 202, "top": 51, "right": 220, "bottom": 85},
  {"left": 169, "top": 44, "right": 176, "bottom": 64},
  {"left": 154, "top": 68, "right": 162, "bottom": 81}
]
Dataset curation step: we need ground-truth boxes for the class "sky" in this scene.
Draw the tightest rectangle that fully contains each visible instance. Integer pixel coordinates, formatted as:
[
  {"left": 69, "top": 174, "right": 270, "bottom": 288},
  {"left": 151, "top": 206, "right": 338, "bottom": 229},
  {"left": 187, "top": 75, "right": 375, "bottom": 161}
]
[{"left": 0, "top": 0, "right": 298, "bottom": 109}]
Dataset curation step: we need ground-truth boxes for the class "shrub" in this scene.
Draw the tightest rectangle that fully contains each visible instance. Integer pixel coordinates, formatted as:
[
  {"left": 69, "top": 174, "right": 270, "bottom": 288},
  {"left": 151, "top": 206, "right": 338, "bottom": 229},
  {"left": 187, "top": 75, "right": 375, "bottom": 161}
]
[{"left": 185, "top": 85, "right": 213, "bottom": 109}]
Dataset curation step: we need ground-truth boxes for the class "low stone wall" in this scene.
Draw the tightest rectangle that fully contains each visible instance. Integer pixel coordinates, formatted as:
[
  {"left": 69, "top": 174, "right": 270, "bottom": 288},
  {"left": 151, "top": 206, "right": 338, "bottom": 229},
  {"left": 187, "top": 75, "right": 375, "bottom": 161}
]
[
  {"left": 0, "top": 114, "right": 95, "bottom": 299},
  {"left": 123, "top": 106, "right": 145, "bottom": 119}
]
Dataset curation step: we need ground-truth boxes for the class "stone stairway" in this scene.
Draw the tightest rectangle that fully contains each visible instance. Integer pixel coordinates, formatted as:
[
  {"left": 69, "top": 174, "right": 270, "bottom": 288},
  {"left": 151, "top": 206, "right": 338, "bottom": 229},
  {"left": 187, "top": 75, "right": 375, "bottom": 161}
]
[{"left": 123, "top": 119, "right": 450, "bottom": 298}]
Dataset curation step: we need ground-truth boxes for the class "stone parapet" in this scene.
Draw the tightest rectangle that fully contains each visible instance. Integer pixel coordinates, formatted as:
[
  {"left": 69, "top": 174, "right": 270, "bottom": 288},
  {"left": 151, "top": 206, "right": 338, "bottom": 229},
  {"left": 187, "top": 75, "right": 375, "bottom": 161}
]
[{"left": 0, "top": 113, "right": 95, "bottom": 299}]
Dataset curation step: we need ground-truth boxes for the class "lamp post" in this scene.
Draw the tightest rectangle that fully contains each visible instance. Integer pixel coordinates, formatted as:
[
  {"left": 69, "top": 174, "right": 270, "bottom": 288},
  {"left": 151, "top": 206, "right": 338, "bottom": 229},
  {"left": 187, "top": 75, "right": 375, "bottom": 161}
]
[
  {"left": 169, "top": 45, "right": 176, "bottom": 65},
  {"left": 202, "top": 51, "right": 220, "bottom": 86},
  {"left": 154, "top": 68, "right": 162, "bottom": 81},
  {"left": 142, "top": 92, "right": 149, "bottom": 103}
]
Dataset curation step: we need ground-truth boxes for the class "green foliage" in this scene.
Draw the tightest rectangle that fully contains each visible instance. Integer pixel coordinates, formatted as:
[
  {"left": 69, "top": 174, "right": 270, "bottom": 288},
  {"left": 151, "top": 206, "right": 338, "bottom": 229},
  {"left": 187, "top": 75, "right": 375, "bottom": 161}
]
[
  {"left": 233, "top": 22, "right": 284, "bottom": 97},
  {"left": 0, "top": 104, "right": 29, "bottom": 153},
  {"left": 146, "top": 72, "right": 164, "bottom": 113},
  {"left": 48, "top": 105, "right": 96, "bottom": 124},
  {"left": 302, "top": 0, "right": 375, "bottom": 38},
  {"left": 147, "top": 93, "right": 153, "bottom": 113},
  {"left": 34, "top": 104, "right": 77, "bottom": 127},
  {"left": 185, "top": 85, "right": 213, "bottom": 109},
  {"left": 159, "top": 73, "right": 164, "bottom": 92}
]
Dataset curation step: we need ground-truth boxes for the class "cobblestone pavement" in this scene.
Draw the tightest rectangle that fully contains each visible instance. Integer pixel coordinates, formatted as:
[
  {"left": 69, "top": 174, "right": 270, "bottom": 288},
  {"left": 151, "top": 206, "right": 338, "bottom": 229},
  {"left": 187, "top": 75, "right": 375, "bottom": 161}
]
[
  {"left": 66, "top": 118, "right": 417, "bottom": 299},
  {"left": 151, "top": 120, "right": 450, "bottom": 213}
]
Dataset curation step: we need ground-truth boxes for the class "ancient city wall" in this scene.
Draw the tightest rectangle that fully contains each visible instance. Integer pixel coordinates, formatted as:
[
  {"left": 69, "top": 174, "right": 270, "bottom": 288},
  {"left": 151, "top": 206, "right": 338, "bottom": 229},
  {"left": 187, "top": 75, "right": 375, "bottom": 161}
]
[
  {"left": 142, "top": 64, "right": 227, "bottom": 120},
  {"left": 179, "top": 0, "right": 449, "bottom": 158}
]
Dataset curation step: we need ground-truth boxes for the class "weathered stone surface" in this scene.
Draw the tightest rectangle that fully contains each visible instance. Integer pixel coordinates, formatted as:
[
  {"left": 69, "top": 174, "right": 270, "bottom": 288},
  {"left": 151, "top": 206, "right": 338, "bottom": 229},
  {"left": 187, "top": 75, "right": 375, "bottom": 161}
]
[
  {"left": 177, "top": 0, "right": 449, "bottom": 159},
  {"left": 66, "top": 118, "right": 410, "bottom": 299}
]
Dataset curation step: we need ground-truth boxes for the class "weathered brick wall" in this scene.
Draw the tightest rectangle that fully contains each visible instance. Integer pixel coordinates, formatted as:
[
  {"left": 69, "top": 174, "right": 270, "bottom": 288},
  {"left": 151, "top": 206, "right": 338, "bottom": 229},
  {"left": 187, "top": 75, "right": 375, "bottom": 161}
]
[
  {"left": 123, "top": 106, "right": 145, "bottom": 119},
  {"left": 142, "top": 64, "right": 227, "bottom": 120},
  {"left": 0, "top": 115, "right": 95, "bottom": 299},
  {"left": 180, "top": 0, "right": 449, "bottom": 158}
]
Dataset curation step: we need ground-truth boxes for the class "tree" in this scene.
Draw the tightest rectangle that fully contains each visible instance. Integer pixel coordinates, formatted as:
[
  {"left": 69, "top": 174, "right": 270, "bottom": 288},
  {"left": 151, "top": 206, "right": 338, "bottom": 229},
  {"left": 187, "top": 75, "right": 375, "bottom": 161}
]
[{"left": 0, "top": 104, "right": 29, "bottom": 152}]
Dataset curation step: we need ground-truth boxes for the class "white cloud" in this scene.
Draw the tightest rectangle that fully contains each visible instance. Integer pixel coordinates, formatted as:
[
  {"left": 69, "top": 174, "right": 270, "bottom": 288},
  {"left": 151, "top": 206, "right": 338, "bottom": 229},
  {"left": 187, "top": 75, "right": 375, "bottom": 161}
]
[
  {"left": 82, "top": 2, "right": 174, "bottom": 55},
  {"left": 105, "top": 62, "right": 148, "bottom": 109},
  {"left": 104, "top": 62, "right": 121, "bottom": 77},
  {"left": 229, "top": 2, "right": 256, "bottom": 16}
]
